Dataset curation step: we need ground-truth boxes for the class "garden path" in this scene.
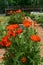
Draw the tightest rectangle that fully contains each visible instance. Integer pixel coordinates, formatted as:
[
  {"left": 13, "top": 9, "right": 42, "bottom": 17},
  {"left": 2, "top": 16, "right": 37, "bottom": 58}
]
[{"left": 36, "top": 26, "right": 43, "bottom": 57}]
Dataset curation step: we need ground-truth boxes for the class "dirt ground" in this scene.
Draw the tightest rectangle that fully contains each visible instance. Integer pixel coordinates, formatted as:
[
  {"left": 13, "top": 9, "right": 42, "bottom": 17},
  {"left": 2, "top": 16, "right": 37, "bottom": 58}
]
[
  {"left": 0, "top": 25, "right": 43, "bottom": 64},
  {"left": 36, "top": 26, "right": 43, "bottom": 57}
]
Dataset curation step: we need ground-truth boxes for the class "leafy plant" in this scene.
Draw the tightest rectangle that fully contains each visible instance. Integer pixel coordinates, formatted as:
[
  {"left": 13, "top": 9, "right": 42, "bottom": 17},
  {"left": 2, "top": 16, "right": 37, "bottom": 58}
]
[
  {"left": 30, "top": 14, "right": 43, "bottom": 24},
  {"left": 8, "top": 12, "right": 30, "bottom": 24},
  {"left": 8, "top": 14, "right": 23, "bottom": 24}
]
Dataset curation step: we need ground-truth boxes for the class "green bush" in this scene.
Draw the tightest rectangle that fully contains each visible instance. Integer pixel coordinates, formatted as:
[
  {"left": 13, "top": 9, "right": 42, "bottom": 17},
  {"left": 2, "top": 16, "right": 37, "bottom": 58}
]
[
  {"left": 30, "top": 14, "right": 43, "bottom": 24},
  {"left": 8, "top": 12, "right": 30, "bottom": 24},
  {"left": 35, "top": 14, "right": 43, "bottom": 23},
  {"left": 8, "top": 14, "right": 23, "bottom": 24},
  {"left": 30, "top": 14, "right": 35, "bottom": 20}
]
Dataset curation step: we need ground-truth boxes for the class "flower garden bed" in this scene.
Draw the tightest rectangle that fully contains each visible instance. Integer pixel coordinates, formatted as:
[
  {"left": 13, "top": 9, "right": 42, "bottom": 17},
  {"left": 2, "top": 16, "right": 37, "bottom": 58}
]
[{"left": 0, "top": 10, "right": 43, "bottom": 65}]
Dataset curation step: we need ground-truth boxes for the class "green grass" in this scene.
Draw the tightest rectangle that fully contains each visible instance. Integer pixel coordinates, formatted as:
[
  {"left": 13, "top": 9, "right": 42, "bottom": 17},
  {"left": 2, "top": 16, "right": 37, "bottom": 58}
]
[{"left": 0, "top": 16, "right": 10, "bottom": 23}]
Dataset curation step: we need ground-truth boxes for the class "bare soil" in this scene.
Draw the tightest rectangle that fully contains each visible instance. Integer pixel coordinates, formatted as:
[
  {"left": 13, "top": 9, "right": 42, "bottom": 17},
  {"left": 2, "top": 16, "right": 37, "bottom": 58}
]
[{"left": 36, "top": 26, "right": 43, "bottom": 57}]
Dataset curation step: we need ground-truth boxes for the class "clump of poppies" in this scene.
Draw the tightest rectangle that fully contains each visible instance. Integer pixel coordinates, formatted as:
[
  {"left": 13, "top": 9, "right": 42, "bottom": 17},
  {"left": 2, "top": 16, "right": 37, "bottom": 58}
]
[{"left": 0, "top": 17, "right": 41, "bottom": 65}]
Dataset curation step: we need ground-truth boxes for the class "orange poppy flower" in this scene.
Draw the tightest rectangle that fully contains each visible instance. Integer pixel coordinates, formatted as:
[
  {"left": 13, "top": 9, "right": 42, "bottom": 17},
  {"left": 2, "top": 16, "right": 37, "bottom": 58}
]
[
  {"left": 16, "top": 29, "right": 22, "bottom": 34},
  {"left": 0, "top": 41, "right": 11, "bottom": 47},
  {"left": 1, "top": 35, "right": 11, "bottom": 47},
  {"left": 30, "top": 35, "right": 41, "bottom": 42},
  {"left": 2, "top": 35, "right": 9, "bottom": 43},
  {"left": 13, "top": 24, "right": 19, "bottom": 29},
  {"left": 7, "top": 31, "right": 13, "bottom": 37},
  {"left": 6, "top": 42, "right": 11, "bottom": 47},
  {"left": 12, "top": 32, "right": 16, "bottom": 37},
  {"left": 6, "top": 24, "right": 19, "bottom": 31},
  {"left": 21, "top": 57, "right": 27, "bottom": 63},
  {"left": 7, "top": 31, "right": 16, "bottom": 37},
  {"left": 6, "top": 25, "right": 14, "bottom": 31},
  {"left": 0, "top": 42, "right": 2, "bottom": 45},
  {"left": 23, "top": 19, "right": 32, "bottom": 27},
  {"left": 16, "top": 9, "right": 22, "bottom": 13}
]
